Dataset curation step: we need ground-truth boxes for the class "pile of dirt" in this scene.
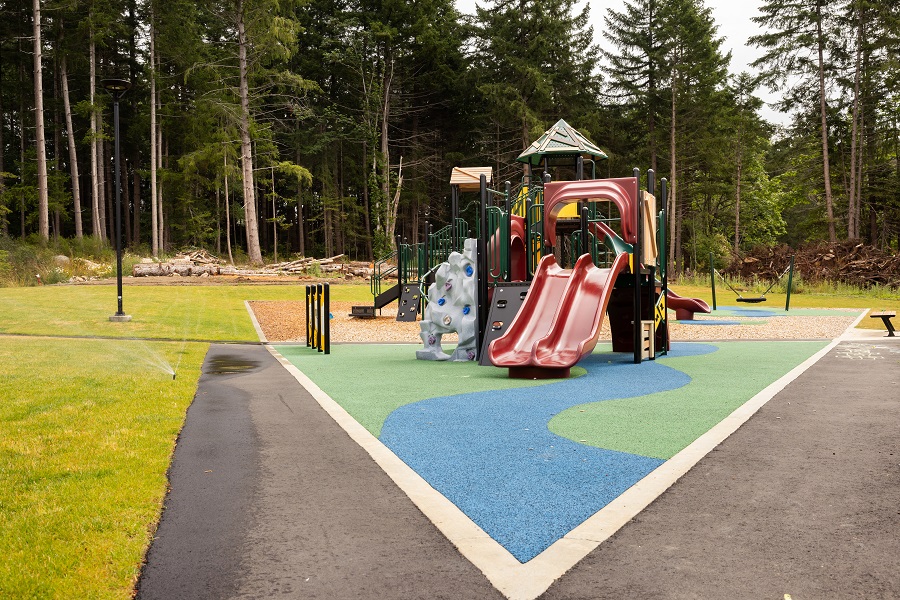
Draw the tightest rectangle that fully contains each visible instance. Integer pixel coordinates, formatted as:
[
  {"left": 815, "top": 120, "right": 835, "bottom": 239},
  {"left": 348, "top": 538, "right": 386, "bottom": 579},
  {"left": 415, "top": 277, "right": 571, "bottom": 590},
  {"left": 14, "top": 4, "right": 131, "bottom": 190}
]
[{"left": 725, "top": 242, "right": 900, "bottom": 289}]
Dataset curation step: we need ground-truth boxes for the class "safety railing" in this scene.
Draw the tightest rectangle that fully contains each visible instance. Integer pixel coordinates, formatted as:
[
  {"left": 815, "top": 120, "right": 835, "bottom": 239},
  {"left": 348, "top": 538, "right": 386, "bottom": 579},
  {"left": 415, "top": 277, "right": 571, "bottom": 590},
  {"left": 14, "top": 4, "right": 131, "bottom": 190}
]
[
  {"left": 371, "top": 250, "right": 397, "bottom": 298},
  {"left": 526, "top": 201, "right": 543, "bottom": 277}
]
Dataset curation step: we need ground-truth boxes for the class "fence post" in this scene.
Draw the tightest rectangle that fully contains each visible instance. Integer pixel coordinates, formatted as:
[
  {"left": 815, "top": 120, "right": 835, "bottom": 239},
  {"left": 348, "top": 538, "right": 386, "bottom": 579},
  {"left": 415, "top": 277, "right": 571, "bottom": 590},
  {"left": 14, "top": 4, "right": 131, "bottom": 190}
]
[
  {"left": 322, "top": 283, "right": 331, "bottom": 354},
  {"left": 785, "top": 255, "right": 794, "bottom": 312},
  {"left": 305, "top": 285, "right": 311, "bottom": 347}
]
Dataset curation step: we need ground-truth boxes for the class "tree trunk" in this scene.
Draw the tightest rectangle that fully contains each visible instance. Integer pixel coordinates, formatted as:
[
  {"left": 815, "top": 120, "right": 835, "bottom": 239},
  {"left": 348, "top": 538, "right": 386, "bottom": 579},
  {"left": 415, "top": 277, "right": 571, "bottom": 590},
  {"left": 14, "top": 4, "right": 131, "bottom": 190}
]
[
  {"left": 97, "top": 113, "right": 107, "bottom": 240},
  {"left": 123, "top": 155, "right": 131, "bottom": 246},
  {"left": 89, "top": 35, "right": 102, "bottom": 239},
  {"left": 149, "top": 6, "right": 159, "bottom": 257},
  {"left": 224, "top": 151, "right": 234, "bottom": 265},
  {"left": 237, "top": 0, "right": 263, "bottom": 265},
  {"left": 668, "top": 70, "right": 678, "bottom": 276},
  {"left": 734, "top": 158, "right": 742, "bottom": 252},
  {"left": 19, "top": 51, "right": 27, "bottom": 240},
  {"left": 33, "top": 0, "right": 49, "bottom": 241},
  {"left": 815, "top": 1, "right": 836, "bottom": 243},
  {"left": 380, "top": 46, "right": 393, "bottom": 246},
  {"left": 388, "top": 156, "right": 403, "bottom": 245},
  {"left": 847, "top": 1, "right": 862, "bottom": 240},
  {"left": 0, "top": 49, "right": 5, "bottom": 235},
  {"left": 158, "top": 123, "right": 165, "bottom": 251},
  {"left": 52, "top": 53, "right": 60, "bottom": 240},
  {"left": 132, "top": 157, "right": 140, "bottom": 245},
  {"left": 60, "top": 55, "right": 83, "bottom": 239},
  {"left": 19, "top": 55, "right": 26, "bottom": 238},
  {"left": 361, "top": 140, "right": 372, "bottom": 261},
  {"left": 734, "top": 115, "right": 743, "bottom": 252}
]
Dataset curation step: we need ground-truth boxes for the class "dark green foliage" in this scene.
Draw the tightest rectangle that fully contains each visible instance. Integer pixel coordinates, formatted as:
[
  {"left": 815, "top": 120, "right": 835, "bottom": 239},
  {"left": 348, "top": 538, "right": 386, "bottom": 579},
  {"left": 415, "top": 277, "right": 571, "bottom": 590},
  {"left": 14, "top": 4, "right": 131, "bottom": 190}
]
[{"left": 0, "top": 0, "right": 898, "bottom": 271}]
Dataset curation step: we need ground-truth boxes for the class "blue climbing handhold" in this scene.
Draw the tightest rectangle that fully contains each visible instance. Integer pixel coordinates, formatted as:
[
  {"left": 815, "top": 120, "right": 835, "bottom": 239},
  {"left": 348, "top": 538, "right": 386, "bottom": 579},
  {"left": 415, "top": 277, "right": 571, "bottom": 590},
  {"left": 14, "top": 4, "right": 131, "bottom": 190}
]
[
  {"left": 438, "top": 298, "right": 446, "bottom": 306},
  {"left": 463, "top": 305, "right": 471, "bottom": 315},
  {"left": 465, "top": 265, "right": 474, "bottom": 277}
]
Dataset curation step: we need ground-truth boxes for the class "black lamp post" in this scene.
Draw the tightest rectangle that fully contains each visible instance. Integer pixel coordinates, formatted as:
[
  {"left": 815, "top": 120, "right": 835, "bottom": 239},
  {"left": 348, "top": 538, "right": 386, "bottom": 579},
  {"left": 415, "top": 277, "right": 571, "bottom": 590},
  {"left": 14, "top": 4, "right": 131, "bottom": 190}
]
[{"left": 102, "top": 78, "right": 132, "bottom": 322}]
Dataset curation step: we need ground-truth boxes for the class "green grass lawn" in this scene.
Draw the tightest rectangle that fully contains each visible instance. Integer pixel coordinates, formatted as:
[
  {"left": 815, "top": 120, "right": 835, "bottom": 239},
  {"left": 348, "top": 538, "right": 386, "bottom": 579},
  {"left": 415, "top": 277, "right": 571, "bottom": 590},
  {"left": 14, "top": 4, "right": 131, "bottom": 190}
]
[
  {"left": 0, "top": 337, "right": 206, "bottom": 598},
  {"left": 0, "top": 281, "right": 371, "bottom": 341}
]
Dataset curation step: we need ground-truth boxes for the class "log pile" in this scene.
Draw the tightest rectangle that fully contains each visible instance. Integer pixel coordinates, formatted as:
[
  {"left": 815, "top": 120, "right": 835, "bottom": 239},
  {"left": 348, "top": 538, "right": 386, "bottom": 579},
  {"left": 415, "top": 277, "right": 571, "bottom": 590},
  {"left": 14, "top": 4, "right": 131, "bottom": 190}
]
[
  {"left": 724, "top": 242, "right": 900, "bottom": 289},
  {"left": 132, "top": 250, "right": 376, "bottom": 279}
]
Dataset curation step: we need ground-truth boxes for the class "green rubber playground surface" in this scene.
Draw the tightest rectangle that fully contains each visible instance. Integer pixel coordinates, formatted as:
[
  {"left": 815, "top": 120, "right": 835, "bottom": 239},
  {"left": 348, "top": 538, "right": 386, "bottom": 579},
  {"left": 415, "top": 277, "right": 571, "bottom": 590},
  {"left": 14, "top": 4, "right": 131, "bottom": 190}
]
[
  {"left": 277, "top": 340, "right": 827, "bottom": 457},
  {"left": 549, "top": 341, "right": 826, "bottom": 459},
  {"left": 276, "top": 343, "right": 583, "bottom": 437}
]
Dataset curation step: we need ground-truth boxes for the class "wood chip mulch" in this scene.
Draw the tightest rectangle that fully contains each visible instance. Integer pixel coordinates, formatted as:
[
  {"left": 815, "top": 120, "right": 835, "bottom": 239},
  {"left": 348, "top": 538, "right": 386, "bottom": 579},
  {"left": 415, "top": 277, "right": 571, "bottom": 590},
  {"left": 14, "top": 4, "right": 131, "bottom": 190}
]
[{"left": 248, "top": 300, "right": 858, "bottom": 344}]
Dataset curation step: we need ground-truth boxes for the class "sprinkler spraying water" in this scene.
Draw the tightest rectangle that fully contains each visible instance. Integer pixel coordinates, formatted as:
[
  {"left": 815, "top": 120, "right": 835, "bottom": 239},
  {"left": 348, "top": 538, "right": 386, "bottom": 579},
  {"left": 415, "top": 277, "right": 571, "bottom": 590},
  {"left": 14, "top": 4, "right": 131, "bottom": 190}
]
[{"left": 172, "top": 372, "right": 177, "bottom": 380}]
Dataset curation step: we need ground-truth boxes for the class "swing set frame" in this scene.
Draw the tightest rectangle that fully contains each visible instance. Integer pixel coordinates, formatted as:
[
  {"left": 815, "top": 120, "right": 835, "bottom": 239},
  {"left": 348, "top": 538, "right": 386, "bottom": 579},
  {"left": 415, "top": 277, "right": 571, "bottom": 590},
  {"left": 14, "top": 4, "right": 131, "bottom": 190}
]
[{"left": 710, "top": 254, "right": 795, "bottom": 311}]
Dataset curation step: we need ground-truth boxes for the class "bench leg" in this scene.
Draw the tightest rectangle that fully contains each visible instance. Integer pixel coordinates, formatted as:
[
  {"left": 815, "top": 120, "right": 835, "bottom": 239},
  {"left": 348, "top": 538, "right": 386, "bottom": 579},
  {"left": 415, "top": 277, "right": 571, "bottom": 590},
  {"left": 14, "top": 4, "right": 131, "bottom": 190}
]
[{"left": 881, "top": 316, "right": 896, "bottom": 337}]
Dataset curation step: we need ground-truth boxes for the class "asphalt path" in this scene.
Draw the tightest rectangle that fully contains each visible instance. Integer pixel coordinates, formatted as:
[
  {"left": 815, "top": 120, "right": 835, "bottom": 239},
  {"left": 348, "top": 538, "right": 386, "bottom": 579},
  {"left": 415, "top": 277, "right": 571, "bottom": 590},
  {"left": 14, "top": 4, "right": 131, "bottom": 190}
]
[{"left": 137, "top": 338, "right": 900, "bottom": 599}]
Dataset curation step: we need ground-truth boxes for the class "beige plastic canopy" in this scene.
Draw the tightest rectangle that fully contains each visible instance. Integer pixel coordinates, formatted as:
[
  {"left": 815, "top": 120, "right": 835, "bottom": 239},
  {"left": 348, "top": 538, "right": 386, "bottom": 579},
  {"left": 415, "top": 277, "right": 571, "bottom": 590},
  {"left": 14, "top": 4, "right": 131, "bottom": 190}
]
[
  {"left": 516, "top": 119, "right": 608, "bottom": 166},
  {"left": 449, "top": 166, "right": 493, "bottom": 192}
]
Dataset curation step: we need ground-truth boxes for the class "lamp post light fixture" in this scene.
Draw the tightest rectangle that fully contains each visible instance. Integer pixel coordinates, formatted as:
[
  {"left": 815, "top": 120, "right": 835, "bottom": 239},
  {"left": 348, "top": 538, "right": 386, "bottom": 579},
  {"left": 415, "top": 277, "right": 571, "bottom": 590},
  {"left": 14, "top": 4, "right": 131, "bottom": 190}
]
[{"left": 102, "top": 78, "right": 133, "bottom": 323}]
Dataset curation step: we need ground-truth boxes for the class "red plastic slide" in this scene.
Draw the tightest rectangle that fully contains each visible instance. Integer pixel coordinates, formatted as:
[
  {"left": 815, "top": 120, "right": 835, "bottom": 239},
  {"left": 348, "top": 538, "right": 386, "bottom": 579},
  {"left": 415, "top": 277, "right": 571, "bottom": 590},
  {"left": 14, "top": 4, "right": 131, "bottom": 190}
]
[
  {"left": 489, "top": 252, "right": 630, "bottom": 378},
  {"left": 666, "top": 290, "right": 711, "bottom": 321}
]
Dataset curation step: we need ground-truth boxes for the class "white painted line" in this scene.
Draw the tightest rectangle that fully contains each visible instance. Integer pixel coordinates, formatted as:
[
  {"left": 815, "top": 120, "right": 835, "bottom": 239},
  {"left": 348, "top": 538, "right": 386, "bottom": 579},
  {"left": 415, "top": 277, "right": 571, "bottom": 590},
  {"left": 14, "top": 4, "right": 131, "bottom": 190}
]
[
  {"left": 267, "top": 339, "right": 839, "bottom": 600},
  {"left": 244, "top": 301, "right": 267, "bottom": 343}
]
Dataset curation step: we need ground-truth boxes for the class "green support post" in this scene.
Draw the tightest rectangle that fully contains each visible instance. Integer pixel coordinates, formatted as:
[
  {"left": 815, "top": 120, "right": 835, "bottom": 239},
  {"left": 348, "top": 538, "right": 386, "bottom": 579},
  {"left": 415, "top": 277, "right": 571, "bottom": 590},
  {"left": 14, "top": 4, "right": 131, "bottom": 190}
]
[{"left": 785, "top": 255, "right": 794, "bottom": 311}]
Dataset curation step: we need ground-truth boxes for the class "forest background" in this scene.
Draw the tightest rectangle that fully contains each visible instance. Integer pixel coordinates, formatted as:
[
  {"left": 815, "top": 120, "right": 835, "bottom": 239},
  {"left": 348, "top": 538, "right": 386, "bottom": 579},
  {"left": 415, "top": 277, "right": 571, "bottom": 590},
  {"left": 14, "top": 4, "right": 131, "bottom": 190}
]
[{"left": 0, "top": 0, "right": 898, "bottom": 277}]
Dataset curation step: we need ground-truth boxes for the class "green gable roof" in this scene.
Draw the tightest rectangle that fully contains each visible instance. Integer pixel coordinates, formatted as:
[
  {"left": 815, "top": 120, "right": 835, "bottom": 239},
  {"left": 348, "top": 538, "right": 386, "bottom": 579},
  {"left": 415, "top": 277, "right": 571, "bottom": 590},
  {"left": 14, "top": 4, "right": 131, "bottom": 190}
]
[{"left": 516, "top": 119, "right": 609, "bottom": 166}]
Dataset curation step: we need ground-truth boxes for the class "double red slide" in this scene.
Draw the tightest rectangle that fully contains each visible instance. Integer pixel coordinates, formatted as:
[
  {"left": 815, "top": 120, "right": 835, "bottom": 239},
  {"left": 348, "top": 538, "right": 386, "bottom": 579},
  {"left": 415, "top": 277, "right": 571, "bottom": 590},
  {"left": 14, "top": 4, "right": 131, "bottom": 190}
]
[{"left": 488, "top": 252, "right": 630, "bottom": 378}]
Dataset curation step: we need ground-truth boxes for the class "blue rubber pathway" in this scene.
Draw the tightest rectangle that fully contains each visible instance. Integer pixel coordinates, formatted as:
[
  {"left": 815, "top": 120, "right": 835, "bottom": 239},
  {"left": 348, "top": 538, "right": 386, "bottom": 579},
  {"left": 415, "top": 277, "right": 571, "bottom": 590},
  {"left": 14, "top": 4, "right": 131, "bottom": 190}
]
[{"left": 380, "top": 344, "right": 714, "bottom": 561}]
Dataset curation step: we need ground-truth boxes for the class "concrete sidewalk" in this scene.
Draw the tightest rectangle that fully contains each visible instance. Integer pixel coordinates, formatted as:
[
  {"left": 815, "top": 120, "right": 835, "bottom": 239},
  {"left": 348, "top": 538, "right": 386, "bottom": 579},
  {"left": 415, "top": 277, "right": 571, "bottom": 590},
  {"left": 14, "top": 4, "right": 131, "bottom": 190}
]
[{"left": 137, "top": 338, "right": 900, "bottom": 599}]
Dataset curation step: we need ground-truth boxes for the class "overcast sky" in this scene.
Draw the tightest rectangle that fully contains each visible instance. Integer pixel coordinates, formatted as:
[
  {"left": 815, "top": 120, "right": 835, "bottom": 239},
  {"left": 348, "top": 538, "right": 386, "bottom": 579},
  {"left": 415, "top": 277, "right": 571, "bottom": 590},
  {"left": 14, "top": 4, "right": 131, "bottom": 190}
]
[{"left": 455, "top": 0, "right": 787, "bottom": 125}]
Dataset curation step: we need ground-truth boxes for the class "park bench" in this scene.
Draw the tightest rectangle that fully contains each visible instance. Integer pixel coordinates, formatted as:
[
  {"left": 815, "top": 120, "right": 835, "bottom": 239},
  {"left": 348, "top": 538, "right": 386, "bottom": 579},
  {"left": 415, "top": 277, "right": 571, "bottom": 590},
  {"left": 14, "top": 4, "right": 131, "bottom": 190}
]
[{"left": 869, "top": 311, "right": 896, "bottom": 337}]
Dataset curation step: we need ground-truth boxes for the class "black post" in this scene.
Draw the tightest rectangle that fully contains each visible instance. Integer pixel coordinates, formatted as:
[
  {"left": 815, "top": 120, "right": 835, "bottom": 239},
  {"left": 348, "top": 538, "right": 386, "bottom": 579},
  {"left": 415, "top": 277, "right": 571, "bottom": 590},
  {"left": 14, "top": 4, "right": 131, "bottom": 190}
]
[
  {"left": 576, "top": 155, "right": 584, "bottom": 181},
  {"left": 305, "top": 285, "right": 311, "bottom": 347},
  {"left": 451, "top": 185, "right": 459, "bottom": 251},
  {"left": 424, "top": 221, "right": 430, "bottom": 272},
  {"left": 323, "top": 283, "right": 330, "bottom": 354},
  {"left": 633, "top": 167, "right": 642, "bottom": 364},
  {"left": 316, "top": 284, "right": 322, "bottom": 353},
  {"left": 580, "top": 205, "right": 589, "bottom": 257},
  {"left": 477, "top": 174, "right": 489, "bottom": 360},
  {"left": 113, "top": 96, "right": 123, "bottom": 314},
  {"left": 660, "top": 178, "right": 669, "bottom": 354},
  {"left": 103, "top": 79, "right": 132, "bottom": 322},
  {"left": 505, "top": 180, "right": 512, "bottom": 280},
  {"left": 785, "top": 255, "right": 794, "bottom": 311},
  {"left": 396, "top": 234, "right": 403, "bottom": 284},
  {"left": 710, "top": 251, "right": 717, "bottom": 311},
  {"left": 542, "top": 173, "right": 552, "bottom": 257}
]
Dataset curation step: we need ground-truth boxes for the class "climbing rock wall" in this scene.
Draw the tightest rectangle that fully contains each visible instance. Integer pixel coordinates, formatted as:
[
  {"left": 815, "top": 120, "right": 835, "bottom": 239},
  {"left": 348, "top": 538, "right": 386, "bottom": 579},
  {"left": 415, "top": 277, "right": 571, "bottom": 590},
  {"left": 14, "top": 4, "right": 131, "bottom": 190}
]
[{"left": 416, "top": 238, "right": 478, "bottom": 361}]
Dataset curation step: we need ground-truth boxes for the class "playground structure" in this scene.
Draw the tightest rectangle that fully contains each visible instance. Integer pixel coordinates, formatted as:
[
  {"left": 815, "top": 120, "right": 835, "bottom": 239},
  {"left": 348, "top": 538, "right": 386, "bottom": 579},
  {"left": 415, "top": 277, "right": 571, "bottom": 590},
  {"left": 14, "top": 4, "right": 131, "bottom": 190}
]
[
  {"left": 667, "top": 290, "right": 711, "bottom": 321},
  {"left": 417, "top": 239, "right": 479, "bottom": 361},
  {"left": 710, "top": 253, "right": 795, "bottom": 311},
  {"left": 363, "top": 119, "right": 712, "bottom": 377}
]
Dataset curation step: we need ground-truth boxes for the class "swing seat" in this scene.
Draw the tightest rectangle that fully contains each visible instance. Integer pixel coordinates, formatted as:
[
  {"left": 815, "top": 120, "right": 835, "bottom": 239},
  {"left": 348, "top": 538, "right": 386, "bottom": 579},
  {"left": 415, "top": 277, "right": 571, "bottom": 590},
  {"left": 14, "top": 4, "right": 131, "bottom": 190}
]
[{"left": 736, "top": 296, "right": 767, "bottom": 303}]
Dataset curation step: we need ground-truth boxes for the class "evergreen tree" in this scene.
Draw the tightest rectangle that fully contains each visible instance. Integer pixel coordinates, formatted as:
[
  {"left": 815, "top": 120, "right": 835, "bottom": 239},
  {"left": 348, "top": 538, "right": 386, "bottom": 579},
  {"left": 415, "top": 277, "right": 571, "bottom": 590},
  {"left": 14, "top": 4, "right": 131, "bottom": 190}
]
[
  {"left": 474, "top": 0, "right": 601, "bottom": 182},
  {"left": 602, "top": 0, "right": 667, "bottom": 171},
  {"left": 751, "top": 0, "right": 843, "bottom": 242}
]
